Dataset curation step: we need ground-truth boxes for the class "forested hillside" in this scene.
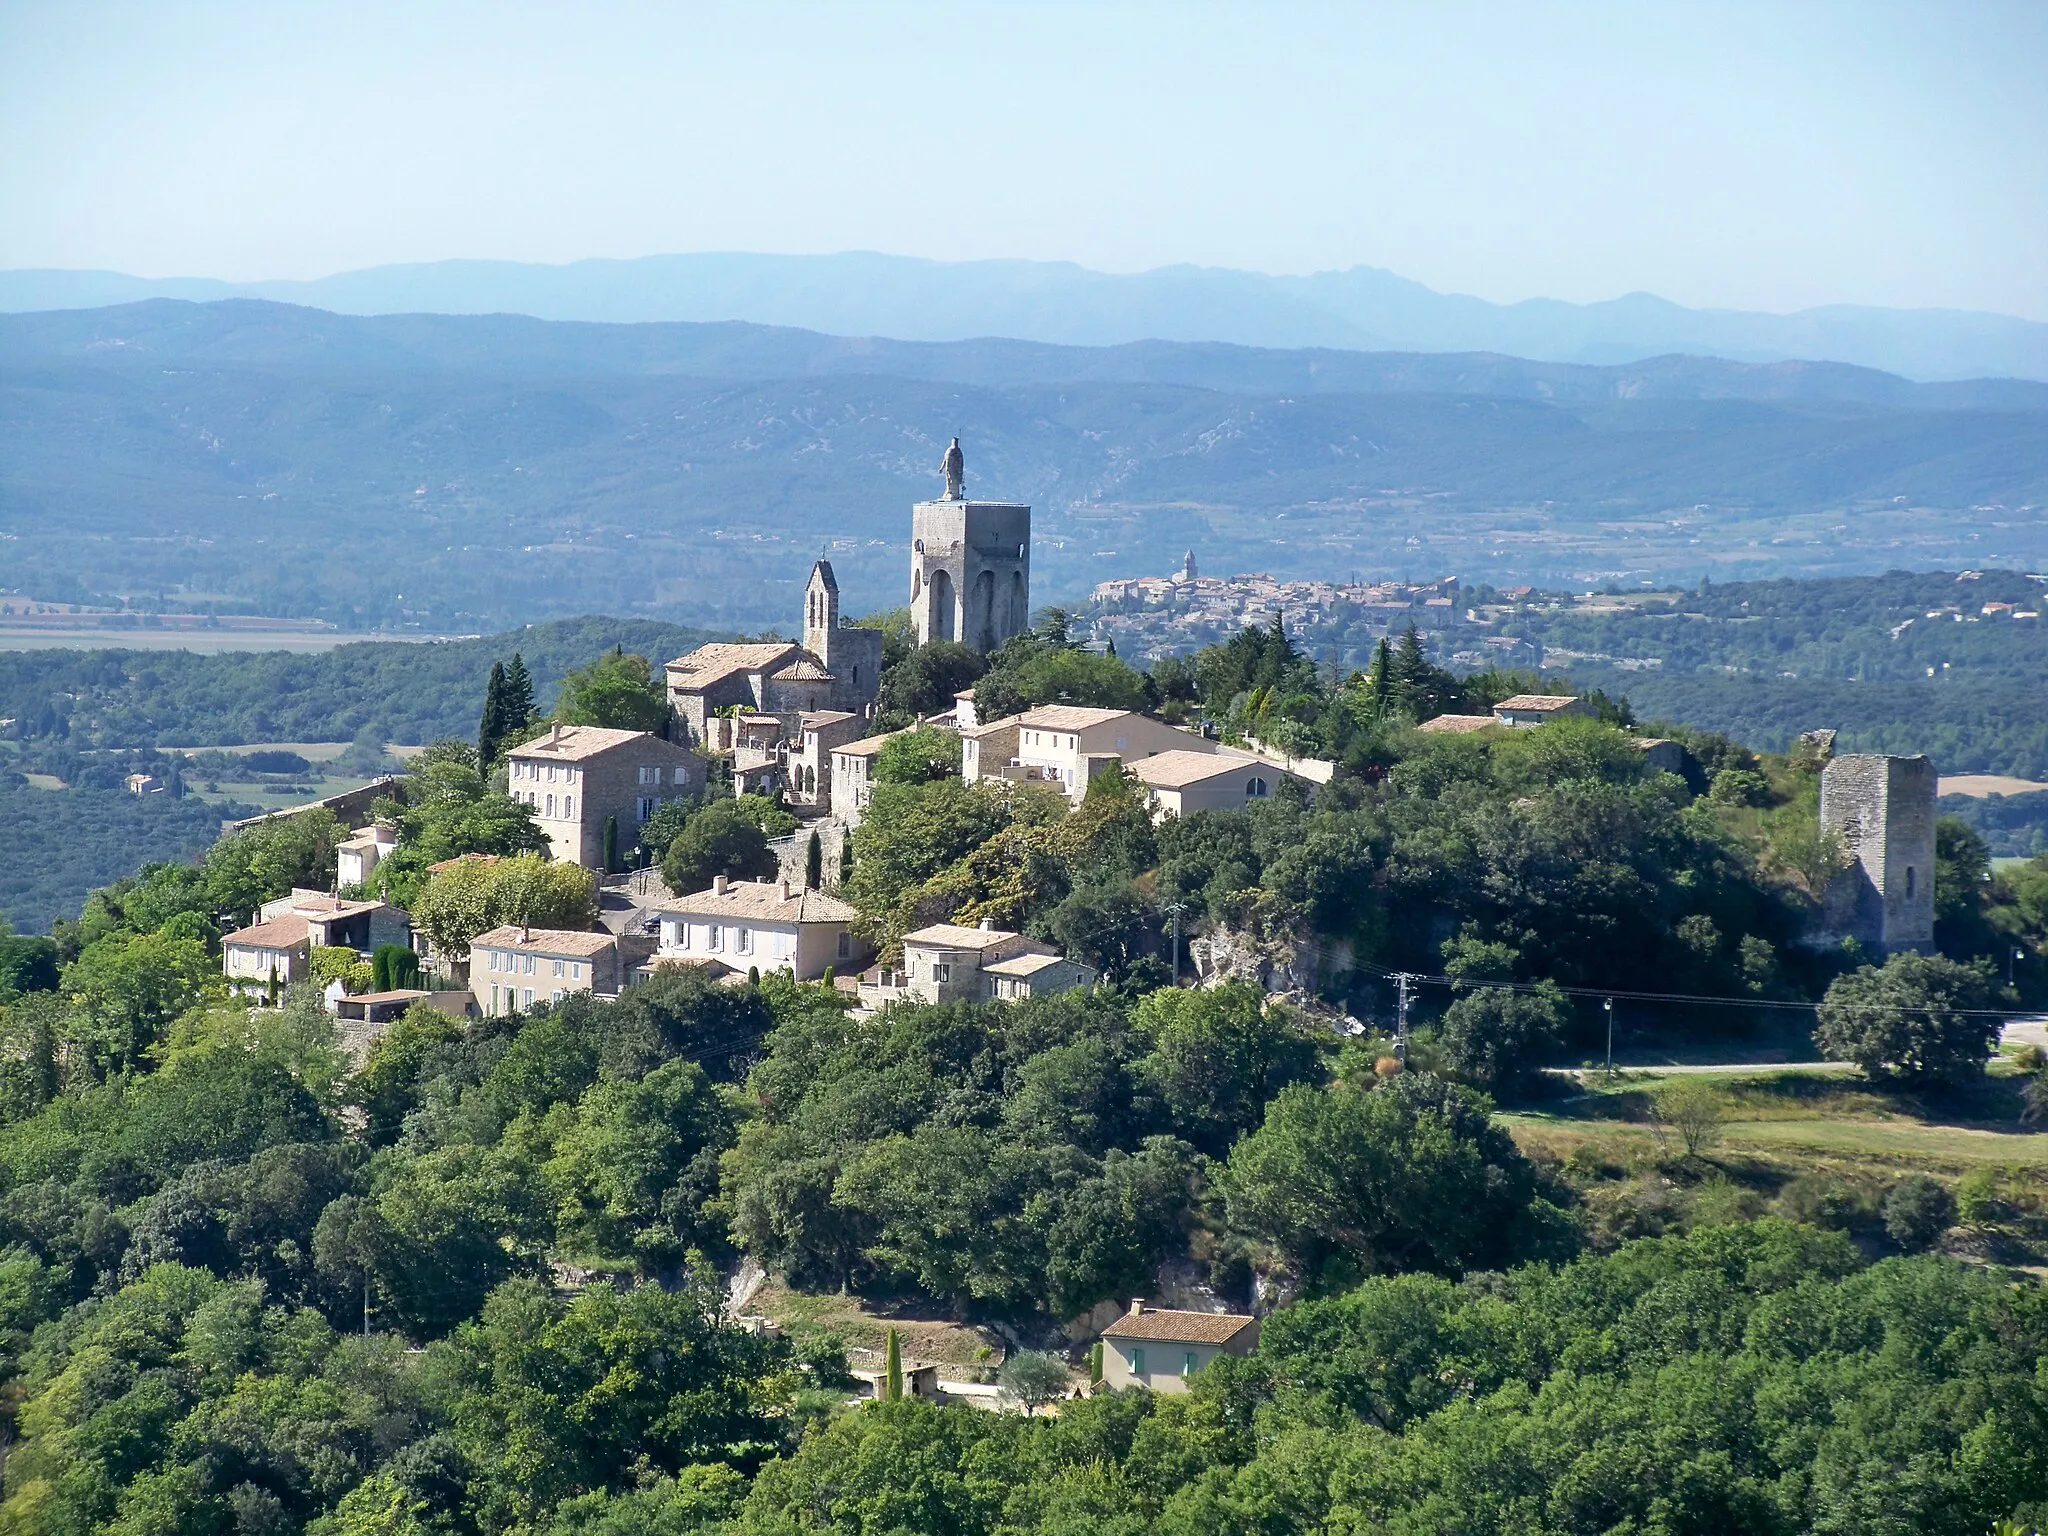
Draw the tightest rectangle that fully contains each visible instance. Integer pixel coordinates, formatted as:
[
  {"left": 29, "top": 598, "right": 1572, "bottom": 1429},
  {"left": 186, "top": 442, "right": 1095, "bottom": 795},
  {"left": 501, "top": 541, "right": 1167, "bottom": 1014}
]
[
  {"left": 0, "top": 616, "right": 717, "bottom": 748},
  {"left": 1494, "top": 569, "right": 2048, "bottom": 777},
  {"left": 5, "top": 301, "right": 2045, "bottom": 629},
  {"left": 2, "top": 610, "right": 2047, "bottom": 1531}
]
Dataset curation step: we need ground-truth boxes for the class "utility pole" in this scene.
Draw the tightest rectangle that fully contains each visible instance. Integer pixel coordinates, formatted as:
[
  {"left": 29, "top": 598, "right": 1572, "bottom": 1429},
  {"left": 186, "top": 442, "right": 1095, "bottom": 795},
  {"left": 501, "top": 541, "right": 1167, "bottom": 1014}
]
[
  {"left": 1604, "top": 997, "right": 1615, "bottom": 1077},
  {"left": 1395, "top": 972, "right": 1411, "bottom": 1060}
]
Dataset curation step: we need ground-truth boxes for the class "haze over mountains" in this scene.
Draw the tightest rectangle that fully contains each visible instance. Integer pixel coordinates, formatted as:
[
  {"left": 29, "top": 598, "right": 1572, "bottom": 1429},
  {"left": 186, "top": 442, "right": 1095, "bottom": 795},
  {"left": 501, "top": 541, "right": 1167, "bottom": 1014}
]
[
  {"left": 5, "top": 298, "right": 2044, "bottom": 633},
  {"left": 6, "top": 251, "right": 2048, "bottom": 383}
]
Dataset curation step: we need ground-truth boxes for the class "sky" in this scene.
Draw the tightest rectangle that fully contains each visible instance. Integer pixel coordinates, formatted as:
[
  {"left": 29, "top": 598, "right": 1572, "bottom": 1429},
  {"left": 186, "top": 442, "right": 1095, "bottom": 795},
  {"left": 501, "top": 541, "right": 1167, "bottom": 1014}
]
[{"left": 2, "top": 0, "right": 2044, "bottom": 319}]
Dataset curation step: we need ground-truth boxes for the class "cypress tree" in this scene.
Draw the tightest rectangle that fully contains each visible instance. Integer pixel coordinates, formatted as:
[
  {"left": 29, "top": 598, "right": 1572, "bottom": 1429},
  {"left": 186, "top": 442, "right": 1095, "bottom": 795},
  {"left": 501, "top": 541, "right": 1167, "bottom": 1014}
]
[
  {"left": 840, "top": 837, "right": 854, "bottom": 884},
  {"left": 503, "top": 653, "right": 535, "bottom": 735},
  {"left": 805, "top": 829, "right": 823, "bottom": 889},
  {"left": 603, "top": 815, "right": 619, "bottom": 874},
  {"left": 1089, "top": 1340, "right": 1103, "bottom": 1386},
  {"left": 883, "top": 1327, "right": 902, "bottom": 1400},
  {"left": 479, "top": 660, "right": 507, "bottom": 767}
]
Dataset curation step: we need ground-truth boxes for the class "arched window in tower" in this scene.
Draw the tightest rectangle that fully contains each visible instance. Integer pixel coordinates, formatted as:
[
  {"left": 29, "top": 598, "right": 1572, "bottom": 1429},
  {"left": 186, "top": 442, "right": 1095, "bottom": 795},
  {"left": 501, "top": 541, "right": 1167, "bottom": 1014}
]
[
  {"left": 929, "top": 569, "right": 955, "bottom": 641},
  {"left": 1905, "top": 866, "right": 1916, "bottom": 900}
]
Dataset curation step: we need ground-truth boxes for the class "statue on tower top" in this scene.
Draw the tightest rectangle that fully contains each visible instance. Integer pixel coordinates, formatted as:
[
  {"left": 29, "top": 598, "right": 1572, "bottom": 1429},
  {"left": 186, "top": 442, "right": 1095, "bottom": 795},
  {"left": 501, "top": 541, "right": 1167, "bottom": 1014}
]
[{"left": 941, "top": 437, "right": 965, "bottom": 501}]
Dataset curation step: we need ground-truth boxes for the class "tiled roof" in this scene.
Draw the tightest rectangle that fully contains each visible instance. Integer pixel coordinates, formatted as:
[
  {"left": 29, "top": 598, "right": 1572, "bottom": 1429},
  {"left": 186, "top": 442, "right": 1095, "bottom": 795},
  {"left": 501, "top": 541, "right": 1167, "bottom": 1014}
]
[
  {"left": 472, "top": 926, "right": 619, "bottom": 957},
  {"left": 1493, "top": 695, "right": 1580, "bottom": 712},
  {"left": 770, "top": 656, "right": 834, "bottom": 683},
  {"left": 223, "top": 915, "right": 312, "bottom": 948},
  {"left": 664, "top": 642, "right": 801, "bottom": 690},
  {"left": 1125, "top": 749, "right": 1245, "bottom": 789},
  {"left": 283, "top": 893, "right": 382, "bottom": 920},
  {"left": 961, "top": 719, "right": 1020, "bottom": 741},
  {"left": 982, "top": 950, "right": 1074, "bottom": 977},
  {"left": 1014, "top": 705, "right": 1136, "bottom": 732},
  {"left": 800, "top": 710, "right": 855, "bottom": 729},
  {"left": 428, "top": 852, "right": 501, "bottom": 873},
  {"left": 509, "top": 725, "right": 667, "bottom": 762},
  {"left": 1102, "top": 1307, "right": 1257, "bottom": 1344},
  {"left": 658, "top": 880, "right": 858, "bottom": 923},
  {"left": 345, "top": 988, "right": 431, "bottom": 1004},
  {"left": 832, "top": 730, "right": 907, "bottom": 759},
  {"left": 1417, "top": 714, "right": 1500, "bottom": 734},
  {"left": 902, "top": 922, "right": 1025, "bottom": 951}
]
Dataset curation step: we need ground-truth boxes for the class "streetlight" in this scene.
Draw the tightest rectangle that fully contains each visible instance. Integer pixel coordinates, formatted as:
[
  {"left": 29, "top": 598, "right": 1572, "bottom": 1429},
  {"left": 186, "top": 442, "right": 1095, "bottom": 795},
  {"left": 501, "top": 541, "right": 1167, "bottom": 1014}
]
[
  {"left": 1604, "top": 997, "right": 1615, "bottom": 1077},
  {"left": 2016, "top": 946, "right": 2027, "bottom": 989}
]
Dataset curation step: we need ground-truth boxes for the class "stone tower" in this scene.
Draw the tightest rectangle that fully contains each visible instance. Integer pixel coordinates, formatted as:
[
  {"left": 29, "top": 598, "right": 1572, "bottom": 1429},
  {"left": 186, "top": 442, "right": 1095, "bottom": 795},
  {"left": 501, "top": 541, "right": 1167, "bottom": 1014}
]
[
  {"left": 910, "top": 439, "right": 1030, "bottom": 653},
  {"left": 803, "top": 559, "right": 841, "bottom": 667},
  {"left": 1818, "top": 753, "right": 1937, "bottom": 952}
]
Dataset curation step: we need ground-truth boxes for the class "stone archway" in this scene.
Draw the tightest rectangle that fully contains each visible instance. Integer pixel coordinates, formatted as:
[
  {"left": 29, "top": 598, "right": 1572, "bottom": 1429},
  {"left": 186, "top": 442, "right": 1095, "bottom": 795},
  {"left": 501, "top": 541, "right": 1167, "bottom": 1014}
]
[{"left": 929, "top": 569, "right": 956, "bottom": 641}]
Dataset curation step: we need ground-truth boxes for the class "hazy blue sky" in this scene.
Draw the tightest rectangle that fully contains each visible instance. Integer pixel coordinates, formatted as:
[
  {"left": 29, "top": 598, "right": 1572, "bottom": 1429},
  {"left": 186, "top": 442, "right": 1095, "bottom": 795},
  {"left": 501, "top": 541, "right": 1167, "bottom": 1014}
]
[{"left": 3, "top": 1, "right": 2043, "bottom": 317}]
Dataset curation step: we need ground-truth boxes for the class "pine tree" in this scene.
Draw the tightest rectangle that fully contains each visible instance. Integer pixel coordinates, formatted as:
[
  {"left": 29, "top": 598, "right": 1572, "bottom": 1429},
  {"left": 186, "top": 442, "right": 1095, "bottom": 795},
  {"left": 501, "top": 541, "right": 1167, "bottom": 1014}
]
[
  {"left": 479, "top": 660, "right": 508, "bottom": 768},
  {"left": 503, "top": 653, "right": 535, "bottom": 736},
  {"left": 805, "top": 830, "right": 823, "bottom": 889},
  {"left": 883, "top": 1327, "right": 903, "bottom": 1400}
]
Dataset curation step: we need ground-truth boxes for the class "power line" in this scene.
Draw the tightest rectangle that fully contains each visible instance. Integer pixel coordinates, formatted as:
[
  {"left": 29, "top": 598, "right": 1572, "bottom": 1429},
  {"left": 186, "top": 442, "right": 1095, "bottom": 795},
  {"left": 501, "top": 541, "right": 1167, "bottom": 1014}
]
[{"left": 1354, "top": 962, "right": 2024, "bottom": 1021}]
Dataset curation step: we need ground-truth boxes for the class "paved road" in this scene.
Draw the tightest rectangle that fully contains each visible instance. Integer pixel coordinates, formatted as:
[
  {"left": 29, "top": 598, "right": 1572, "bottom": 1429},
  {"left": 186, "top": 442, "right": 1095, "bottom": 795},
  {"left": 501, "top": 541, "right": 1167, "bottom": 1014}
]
[
  {"left": 1543, "top": 1015, "right": 2048, "bottom": 1079},
  {"left": 2004, "top": 1015, "right": 2048, "bottom": 1053}
]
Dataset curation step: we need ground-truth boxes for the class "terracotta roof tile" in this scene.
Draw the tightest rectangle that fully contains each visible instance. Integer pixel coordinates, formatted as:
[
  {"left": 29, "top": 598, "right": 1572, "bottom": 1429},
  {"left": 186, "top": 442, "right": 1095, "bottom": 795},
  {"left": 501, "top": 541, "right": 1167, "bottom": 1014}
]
[
  {"left": 1102, "top": 1307, "right": 1258, "bottom": 1345},
  {"left": 471, "top": 926, "right": 619, "bottom": 957}
]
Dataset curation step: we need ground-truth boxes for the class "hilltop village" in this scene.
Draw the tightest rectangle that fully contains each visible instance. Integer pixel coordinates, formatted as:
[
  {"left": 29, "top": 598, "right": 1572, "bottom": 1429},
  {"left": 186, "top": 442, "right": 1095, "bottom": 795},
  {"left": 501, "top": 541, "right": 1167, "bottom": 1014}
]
[
  {"left": 7, "top": 442, "right": 2048, "bottom": 1536},
  {"left": 201, "top": 442, "right": 1958, "bottom": 1038}
]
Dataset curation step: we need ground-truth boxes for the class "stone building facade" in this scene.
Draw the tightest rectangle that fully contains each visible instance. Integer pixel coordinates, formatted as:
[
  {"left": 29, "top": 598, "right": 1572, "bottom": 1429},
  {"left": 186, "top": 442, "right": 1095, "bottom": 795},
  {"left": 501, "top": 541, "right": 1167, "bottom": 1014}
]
[
  {"left": 506, "top": 724, "right": 705, "bottom": 870},
  {"left": 1817, "top": 752, "right": 1937, "bottom": 952},
  {"left": 663, "top": 561, "right": 881, "bottom": 747}
]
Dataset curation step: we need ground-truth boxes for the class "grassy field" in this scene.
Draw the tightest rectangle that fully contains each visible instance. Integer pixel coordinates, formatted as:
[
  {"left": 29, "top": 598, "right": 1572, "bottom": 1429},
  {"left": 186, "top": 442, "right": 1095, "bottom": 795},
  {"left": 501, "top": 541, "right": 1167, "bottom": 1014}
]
[
  {"left": 746, "top": 1280, "right": 1008, "bottom": 1378},
  {"left": 1503, "top": 1065, "right": 2048, "bottom": 1168}
]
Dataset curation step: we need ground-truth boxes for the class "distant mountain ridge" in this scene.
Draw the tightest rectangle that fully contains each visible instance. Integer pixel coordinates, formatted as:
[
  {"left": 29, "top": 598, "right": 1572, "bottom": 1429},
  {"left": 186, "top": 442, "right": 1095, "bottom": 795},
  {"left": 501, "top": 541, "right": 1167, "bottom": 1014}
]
[
  {"left": 4, "top": 251, "right": 2045, "bottom": 383},
  {"left": 8, "top": 297, "right": 2046, "bottom": 413},
  {"left": 4, "top": 298, "right": 2044, "bottom": 636}
]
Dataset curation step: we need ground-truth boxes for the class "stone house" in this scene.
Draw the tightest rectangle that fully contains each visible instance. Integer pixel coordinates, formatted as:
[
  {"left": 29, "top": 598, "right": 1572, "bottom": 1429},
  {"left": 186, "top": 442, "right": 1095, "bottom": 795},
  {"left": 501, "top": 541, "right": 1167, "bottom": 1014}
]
[
  {"left": 1125, "top": 750, "right": 1290, "bottom": 818},
  {"left": 506, "top": 724, "right": 705, "bottom": 870},
  {"left": 663, "top": 562, "right": 882, "bottom": 747},
  {"left": 1491, "top": 694, "right": 1595, "bottom": 727},
  {"left": 336, "top": 823, "right": 398, "bottom": 889},
  {"left": 221, "top": 891, "right": 409, "bottom": 992},
  {"left": 1099, "top": 1302, "right": 1260, "bottom": 1393},
  {"left": 828, "top": 729, "right": 907, "bottom": 830},
  {"left": 471, "top": 926, "right": 625, "bottom": 1015},
  {"left": 859, "top": 919, "right": 1096, "bottom": 1007},
  {"left": 787, "top": 709, "right": 866, "bottom": 810},
  {"left": 653, "top": 875, "right": 861, "bottom": 981},
  {"left": 963, "top": 706, "right": 1218, "bottom": 804}
]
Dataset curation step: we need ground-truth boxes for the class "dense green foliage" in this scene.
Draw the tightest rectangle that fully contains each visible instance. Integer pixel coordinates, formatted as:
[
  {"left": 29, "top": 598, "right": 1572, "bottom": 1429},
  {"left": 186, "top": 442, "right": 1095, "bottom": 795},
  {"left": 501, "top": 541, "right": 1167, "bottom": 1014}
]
[
  {"left": 0, "top": 617, "right": 718, "bottom": 751},
  {"left": 1516, "top": 570, "right": 2048, "bottom": 777},
  {"left": 0, "top": 782, "right": 264, "bottom": 934},
  {"left": 736, "top": 1222, "right": 2048, "bottom": 1536}
]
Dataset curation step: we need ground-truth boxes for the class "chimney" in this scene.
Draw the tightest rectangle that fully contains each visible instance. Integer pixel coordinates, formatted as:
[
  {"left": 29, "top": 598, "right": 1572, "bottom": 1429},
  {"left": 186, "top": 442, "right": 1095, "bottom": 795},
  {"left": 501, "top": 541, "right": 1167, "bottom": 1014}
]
[
  {"left": 780, "top": 878, "right": 792, "bottom": 900},
  {"left": 549, "top": 721, "right": 563, "bottom": 747},
  {"left": 1128, "top": 1297, "right": 1146, "bottom": 1316},
  {"left": 979, "top": 917, "right": 993, "bottom": 931},
  {"left": 713, "top": 874, "right": 728, "bottom": 896}
]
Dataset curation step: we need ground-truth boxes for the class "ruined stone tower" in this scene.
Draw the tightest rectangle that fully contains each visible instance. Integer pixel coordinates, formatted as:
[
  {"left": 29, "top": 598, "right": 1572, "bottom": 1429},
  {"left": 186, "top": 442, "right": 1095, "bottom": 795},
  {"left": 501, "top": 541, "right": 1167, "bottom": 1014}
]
[
  {"left": 1817, "top": 753, "right": 1937, "bottom": 952},
  {"left": 909, "top": 438, "right": 1030, "bottom": 653}
]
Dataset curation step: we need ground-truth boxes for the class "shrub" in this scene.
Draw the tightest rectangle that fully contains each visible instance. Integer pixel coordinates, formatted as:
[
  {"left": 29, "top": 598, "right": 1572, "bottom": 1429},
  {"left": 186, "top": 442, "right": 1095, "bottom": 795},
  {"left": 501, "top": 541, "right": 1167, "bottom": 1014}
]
[
  {"left": 1814, "top": 951, "right": 2002, "bottom": 1087},
  {"left": 1883, "top": 1174, "right": 1955, "bottom": 1251}
]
